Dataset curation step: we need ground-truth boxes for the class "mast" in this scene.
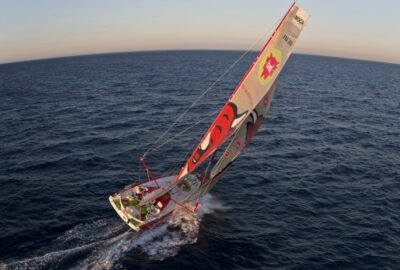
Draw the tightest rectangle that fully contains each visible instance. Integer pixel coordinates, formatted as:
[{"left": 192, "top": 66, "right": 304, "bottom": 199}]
[
  {"left": 176, "top": 3, "right": 309, "bottom": 182},
  {"left": 138, "top": 4, "right": 309, "bottom": 206}
]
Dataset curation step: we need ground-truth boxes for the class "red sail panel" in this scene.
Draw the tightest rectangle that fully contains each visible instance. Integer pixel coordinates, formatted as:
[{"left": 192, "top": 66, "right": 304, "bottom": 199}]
[
  {"left": 176, "top": 3, "right": 309, "bottom": 181},
  {"left": 210, "top": 82, "right": 276, "bottom": 180}
]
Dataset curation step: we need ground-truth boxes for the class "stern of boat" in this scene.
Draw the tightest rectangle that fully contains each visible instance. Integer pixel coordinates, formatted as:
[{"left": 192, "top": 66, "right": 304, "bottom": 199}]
[{"left": 109, "top": 194, "right": 142, "bottom": 231}]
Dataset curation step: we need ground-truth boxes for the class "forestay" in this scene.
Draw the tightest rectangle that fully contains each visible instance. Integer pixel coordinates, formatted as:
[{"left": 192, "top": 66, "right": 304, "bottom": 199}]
[{"left": 176, "top": 3, "right": 309, "bottom": 182}]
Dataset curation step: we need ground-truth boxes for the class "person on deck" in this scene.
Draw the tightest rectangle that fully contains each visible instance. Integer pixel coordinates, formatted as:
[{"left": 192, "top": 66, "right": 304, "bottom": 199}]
[{"left": 139, "top": 205, "right": 148, "bottom": 220}]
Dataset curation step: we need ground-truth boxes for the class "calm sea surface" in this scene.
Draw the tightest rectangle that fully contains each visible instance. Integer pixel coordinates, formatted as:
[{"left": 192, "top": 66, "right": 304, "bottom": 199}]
[{"left": 0, "top": 51, "right": 399, "bottom": 269}]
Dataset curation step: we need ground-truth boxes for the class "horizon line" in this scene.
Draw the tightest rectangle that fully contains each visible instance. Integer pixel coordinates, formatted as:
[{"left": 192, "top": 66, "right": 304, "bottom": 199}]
[{"left": 0, "top": 49, "right": 399, "bottom": 66}]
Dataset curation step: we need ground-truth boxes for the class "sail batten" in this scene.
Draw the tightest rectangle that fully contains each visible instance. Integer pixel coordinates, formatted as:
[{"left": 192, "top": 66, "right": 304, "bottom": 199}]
[{"left": 176, "top": 4, "right": 309, "bottom": 182}]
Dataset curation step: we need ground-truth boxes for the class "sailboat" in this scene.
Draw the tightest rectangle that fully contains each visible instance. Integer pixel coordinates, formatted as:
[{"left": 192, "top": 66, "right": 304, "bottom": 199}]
[{"left": 109, "top": 3, "right": 309, "bottom": 231}]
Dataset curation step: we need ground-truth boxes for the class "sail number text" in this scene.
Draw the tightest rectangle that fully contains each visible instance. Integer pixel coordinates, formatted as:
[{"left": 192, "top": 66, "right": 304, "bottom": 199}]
[{"left": 283, "top": 34, "right": 293, "bottom": 46}]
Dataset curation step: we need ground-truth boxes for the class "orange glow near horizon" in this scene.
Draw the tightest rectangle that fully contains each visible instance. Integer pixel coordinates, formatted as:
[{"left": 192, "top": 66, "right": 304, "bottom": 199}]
[{"left": 1, "top": 0, "right": 399, "bottom": 65}]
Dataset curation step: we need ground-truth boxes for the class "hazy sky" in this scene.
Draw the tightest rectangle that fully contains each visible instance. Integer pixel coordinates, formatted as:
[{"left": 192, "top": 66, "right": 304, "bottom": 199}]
[{"left": 1, "top": 0, "right": 399, "bottom": 64}]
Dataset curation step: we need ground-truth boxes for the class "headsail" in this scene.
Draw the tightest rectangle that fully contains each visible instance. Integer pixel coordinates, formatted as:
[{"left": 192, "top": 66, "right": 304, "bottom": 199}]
[
  {"left": 176, "top": 3, "right": 309, "bottom": 181},
  {"left": 210, "top": 82, "right": 277, "bottom": 179}
]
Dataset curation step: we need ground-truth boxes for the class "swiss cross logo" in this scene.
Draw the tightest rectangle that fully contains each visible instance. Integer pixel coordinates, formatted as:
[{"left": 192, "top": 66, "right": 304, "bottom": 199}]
[
  {"left": 257, "top": 48, "right": 282, "bottom": 85},
  {"left": 260, "top": 53, "right": 279, "bottom": 80}
]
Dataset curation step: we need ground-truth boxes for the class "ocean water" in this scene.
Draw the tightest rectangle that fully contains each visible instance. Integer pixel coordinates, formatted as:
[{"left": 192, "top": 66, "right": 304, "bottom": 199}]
[{"left": 0, "top": 51, "right": 399, "bottom": 270}]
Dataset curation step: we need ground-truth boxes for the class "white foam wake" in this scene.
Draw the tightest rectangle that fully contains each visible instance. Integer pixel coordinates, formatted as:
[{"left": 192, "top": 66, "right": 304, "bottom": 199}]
[{"left": 1, "top": 194, "right": 227, "bottom": 270}]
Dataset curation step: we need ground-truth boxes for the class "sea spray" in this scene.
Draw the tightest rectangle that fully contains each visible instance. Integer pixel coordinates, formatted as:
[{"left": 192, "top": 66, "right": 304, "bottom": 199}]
[{"left": 2, "top": 194, "right": 226, "bottom": 270}]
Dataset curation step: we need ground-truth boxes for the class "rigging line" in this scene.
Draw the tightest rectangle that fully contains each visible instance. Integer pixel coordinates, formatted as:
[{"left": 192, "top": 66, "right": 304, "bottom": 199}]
[
  {"left": 159, "top": 110, "right": 221, "bottom": 175},
  {"left": 129, "top": 159, "right": 142, "bottom": 185},
  {"left": 142, "top": 19, "right": 280, "bottom": 158},
  {"left": 142, "top": 108, "right": 218, "bottom": 177},
  {"left": 162, "top": 39, "right": 277, "bottom": 174},
  {"left": 166, "top": 33, "right": 281, "bottom": 175},
  {"left": 129, "top": 155, "right": 142, "bottom": 184},
  {"left": 163, "top": 112, "right": 221, "bottom": 175},
  {"left": 147, "top": 108, "right": 219, "bottom": 157},
  {"left": 167, "top": 117, "right": 225, "bottom": 177}
]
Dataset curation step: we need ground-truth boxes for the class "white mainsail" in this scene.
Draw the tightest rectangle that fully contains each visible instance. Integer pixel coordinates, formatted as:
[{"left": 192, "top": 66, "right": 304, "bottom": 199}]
[
  {"left": 176, "top": 4, "right": 309, "bottom": 182},
  {"left": 111, "top": 3, "right": 310, "bottom": 230}
]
